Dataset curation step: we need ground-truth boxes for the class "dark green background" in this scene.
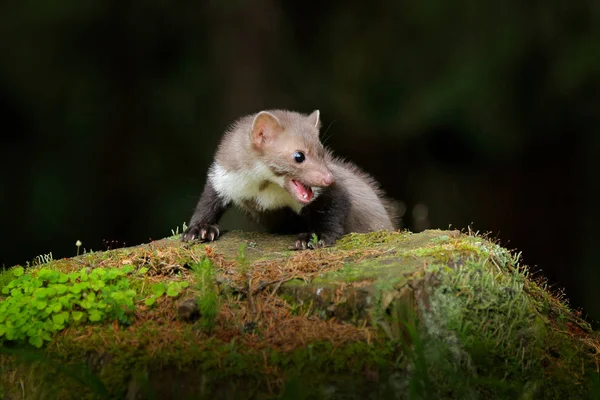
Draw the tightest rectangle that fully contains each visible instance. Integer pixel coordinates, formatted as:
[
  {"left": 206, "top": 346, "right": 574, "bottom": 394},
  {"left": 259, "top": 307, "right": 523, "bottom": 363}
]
[{"left": 1, "top": 1, "right": 599, "bottom": 324}]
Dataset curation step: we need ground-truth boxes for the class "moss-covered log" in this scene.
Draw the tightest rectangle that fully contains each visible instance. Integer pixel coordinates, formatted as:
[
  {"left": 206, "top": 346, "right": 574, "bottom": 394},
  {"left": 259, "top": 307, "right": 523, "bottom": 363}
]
[{"left": 1, "top": 230, "right": 599, "bottom": 399}]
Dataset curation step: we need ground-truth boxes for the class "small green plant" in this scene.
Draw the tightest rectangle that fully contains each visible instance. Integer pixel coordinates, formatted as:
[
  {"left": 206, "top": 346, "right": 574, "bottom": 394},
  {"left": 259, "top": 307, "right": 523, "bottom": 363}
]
[
  {"left": 170, "top": 222, "right": 188, "bottom": 237},
  {"left": 0, "top": 268, "right": 14, "bottom": 293},
  {"left": 236, "top": 242, "right": 247, "bottom": 264},
  {"left": 144, "top": 280, "right": 189, "bottom": 306},
  {"left": 0, "top": 265, "right": 137, "bottom": 348},
  {"left": 236, "top": 242, "right": 249, "bottom": 276},
  {"left": 191, "top": 258, "right": 219, "bottom": 332},
  {"left": 310, "top": 233, "right": 319, "bottom": 248}
]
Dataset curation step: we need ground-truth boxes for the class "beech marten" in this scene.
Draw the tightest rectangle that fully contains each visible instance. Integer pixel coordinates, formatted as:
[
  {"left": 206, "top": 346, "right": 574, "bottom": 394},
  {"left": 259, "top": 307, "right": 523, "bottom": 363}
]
[{"left": 183, "top": 110, "right": 397, "bottom": 249}]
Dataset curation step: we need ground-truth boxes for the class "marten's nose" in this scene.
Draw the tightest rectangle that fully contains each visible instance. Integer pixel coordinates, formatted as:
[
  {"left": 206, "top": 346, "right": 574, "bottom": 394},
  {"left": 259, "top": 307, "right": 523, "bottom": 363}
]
[{"left": 322, "top": 172, "right": 335, "bottom": 186}]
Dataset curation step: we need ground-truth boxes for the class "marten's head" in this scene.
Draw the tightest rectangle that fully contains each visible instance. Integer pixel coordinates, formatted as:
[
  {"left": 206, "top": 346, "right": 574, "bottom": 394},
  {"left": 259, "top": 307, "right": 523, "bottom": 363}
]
[{"left": 250, "top": 110, "right": 335, "bottom": 204}]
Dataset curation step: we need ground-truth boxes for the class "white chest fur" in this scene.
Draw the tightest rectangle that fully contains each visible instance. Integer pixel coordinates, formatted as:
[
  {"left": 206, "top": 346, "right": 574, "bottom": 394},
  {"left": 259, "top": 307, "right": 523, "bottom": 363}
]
[{"left": 209, "top": 162, "right": 303, "bottom": 214}]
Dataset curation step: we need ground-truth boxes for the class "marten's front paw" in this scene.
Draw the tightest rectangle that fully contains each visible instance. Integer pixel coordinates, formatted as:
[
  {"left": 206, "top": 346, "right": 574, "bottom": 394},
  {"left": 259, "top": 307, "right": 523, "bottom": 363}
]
[
  {"left": 291, "top": 233, "right": 330, "bottom": 250},
  {"left": 182, "top": 224, "right": 221, "bottom": 242}
]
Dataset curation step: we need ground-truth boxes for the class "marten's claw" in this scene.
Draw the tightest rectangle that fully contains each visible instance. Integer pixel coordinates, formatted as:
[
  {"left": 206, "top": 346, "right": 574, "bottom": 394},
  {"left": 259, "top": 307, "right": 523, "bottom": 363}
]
[{"left": 182, "top": 224, "right": 220, "bottom": 242}]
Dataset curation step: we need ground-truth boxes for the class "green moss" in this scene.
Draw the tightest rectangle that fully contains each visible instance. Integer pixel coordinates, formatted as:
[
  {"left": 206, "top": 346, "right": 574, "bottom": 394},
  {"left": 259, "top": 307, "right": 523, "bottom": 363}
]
[
  {"left": 334, "top": 230, "right": 408, "bottom": 250},
  {"left": 0, "top": 267, "right": 17, "bottom": 292},
  {"left": 403, "top": 245, "right": 454, "bottom": 263},
  {"left": 279, "top": 278, "right": 304, "bottom": 287},
  {"left": 383, "top": 254, "right": 597, "bottom": 399},
  {"left": 3, "top": 326, "right": 400, "bottom": 400},
  {"left": 313, "top": 263, "right": 374, "bottom": 283},
  {"left": 314, "top": 256, "right": 419, "bottom": 287},
  {"left": 2, "top": 230, "right": 599, "bottom": 399}
]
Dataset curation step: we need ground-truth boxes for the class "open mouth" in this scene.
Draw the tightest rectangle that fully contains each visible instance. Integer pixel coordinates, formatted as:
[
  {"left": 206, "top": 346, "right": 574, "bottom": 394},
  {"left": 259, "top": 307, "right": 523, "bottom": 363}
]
[{"left": 290, "top": 179, "right": 314, "bottom": 204}]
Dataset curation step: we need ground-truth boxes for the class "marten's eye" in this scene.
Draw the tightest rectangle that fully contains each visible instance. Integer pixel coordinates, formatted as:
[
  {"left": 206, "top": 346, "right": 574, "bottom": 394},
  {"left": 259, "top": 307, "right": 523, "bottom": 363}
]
[{"left": 293, "top": 151, "right": 305, "bottom": 163}]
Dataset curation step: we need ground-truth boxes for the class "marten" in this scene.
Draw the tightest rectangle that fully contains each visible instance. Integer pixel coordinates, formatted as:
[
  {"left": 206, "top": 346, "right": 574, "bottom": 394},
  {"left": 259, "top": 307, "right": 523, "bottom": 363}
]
[{"left": 182, "top": 110, "right": 397, "bottom": 249}]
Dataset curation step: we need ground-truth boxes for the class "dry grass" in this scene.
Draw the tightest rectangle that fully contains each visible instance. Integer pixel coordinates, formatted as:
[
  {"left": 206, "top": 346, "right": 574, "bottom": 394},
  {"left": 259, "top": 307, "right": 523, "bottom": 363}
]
[{"left": 49, "top": 242, "right": 387, "bottom": 358}]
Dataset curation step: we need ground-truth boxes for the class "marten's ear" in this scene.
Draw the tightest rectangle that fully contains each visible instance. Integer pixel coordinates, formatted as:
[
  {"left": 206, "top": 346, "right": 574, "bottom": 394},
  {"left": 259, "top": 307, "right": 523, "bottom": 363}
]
[
  {"left": 251, "top": 111, "right": 283, "bottom": 149},
  {"left": 308, "top": 110, "right": 321, "bottom": 130}
]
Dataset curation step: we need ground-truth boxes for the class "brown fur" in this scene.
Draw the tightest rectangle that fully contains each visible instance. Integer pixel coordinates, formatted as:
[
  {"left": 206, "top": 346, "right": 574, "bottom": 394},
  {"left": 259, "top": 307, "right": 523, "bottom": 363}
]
[
  {"left": 211, "top": 109, "right": 397, "bottom": 233},
  {"left": 327, "top": 156, "right": 398, "bottom": 232}
]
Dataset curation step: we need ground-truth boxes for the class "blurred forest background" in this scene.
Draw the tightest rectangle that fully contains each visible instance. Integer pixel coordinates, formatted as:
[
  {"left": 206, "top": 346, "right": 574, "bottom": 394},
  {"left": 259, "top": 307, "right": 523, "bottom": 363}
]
[{"left": 1, "top": 1, "right": 599, "bottom": 325}]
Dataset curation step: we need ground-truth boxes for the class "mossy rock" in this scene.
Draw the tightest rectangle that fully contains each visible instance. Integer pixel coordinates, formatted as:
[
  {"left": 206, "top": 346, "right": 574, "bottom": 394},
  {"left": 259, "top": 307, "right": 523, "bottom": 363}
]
[{"left": 1, "top": 229, "right": 599, "bottom": 399}]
